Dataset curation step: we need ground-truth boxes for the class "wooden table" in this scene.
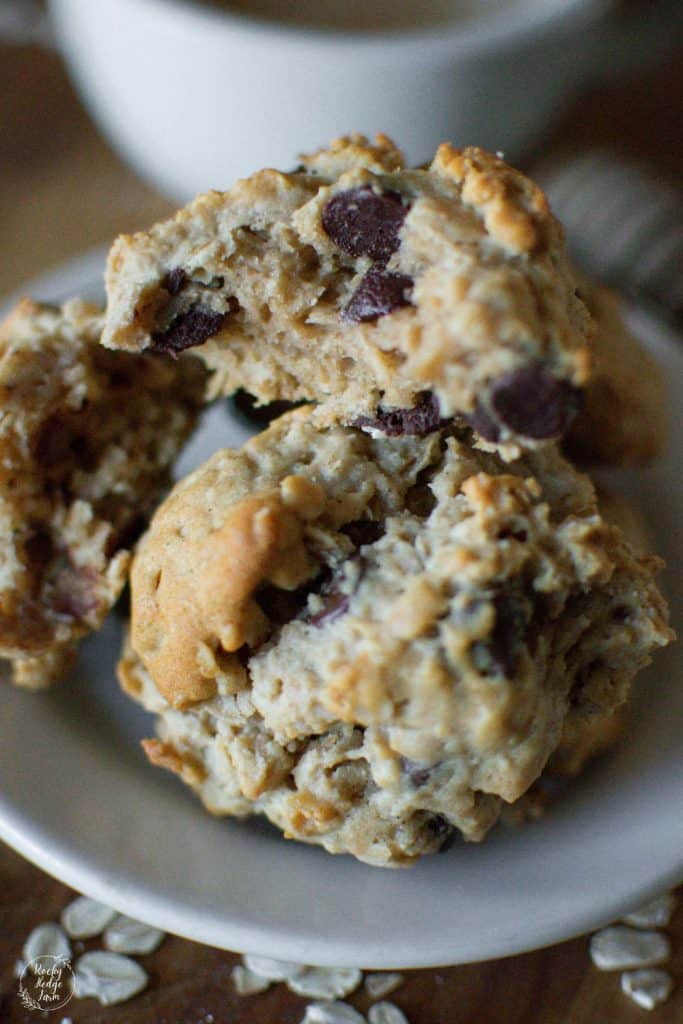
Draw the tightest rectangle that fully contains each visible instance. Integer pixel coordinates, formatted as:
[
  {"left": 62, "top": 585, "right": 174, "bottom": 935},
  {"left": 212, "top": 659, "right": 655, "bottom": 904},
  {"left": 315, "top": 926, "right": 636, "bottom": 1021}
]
[{"left": 1, "top": 30, "right": 682, "bottom": 1024}]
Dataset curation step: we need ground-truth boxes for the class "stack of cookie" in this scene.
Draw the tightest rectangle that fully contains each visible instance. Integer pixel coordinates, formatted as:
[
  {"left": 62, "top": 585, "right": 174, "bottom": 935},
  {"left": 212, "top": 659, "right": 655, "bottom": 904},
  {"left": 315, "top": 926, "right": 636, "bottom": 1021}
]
[{"left": 2, "top": 137, "right": 673, "bottom": 866}]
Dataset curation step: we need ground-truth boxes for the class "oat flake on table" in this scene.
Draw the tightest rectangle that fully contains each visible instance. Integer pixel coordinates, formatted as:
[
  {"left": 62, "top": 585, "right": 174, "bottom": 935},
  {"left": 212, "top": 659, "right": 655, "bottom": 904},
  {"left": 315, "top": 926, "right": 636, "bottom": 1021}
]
[
  {"left": 72, "top": 950, "right": 148, "bottom": 1006},
  {"left": 364, "top": 973, "right": 404, "bottom": 1000},
  {"left": 103, "top": 913, "right": 166, "bottom": 954},
  {"left": 287, "top": 966, "right": 363, "bottom": 1000},
  {"left": 61, "top": 895, "right": 118, "bottom": 939},
  {"left": 22, "top": 922, "right": 71, "bottom": 965},
  {"left": 302, "top": 1000, "right": 366, "bottom": 1024},
  {"left": 243, "top": 953, "right": 306, "bottom": 981},
  {"left": 622, "top": 892, "right": 678, "bottom": 929},
  {"left": 368, "top": 1001, "right": 410, "bottom": 1024},
  {"left": 621, "top": 968, "right": 674, "bottom": 1010},
  {"left": 232, "top": 963, "right": 272, "bottom": 995},
  {"left": 589, "top": 925, "right": 670, "bottom": 970}
]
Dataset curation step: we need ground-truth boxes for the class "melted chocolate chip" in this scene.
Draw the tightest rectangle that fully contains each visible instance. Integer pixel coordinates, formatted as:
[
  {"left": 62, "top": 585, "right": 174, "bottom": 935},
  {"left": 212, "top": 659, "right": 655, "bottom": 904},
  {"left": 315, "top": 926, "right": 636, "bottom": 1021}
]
[
  {"left": 341, "top": 520, "right": 385, "bottom": 547},
  {"left": 472, "top": 594, "right": 528, "bottom": 678},
  {"left": 150, "top": 308, "right": 227, "bottom": 355},
  {"left": 352, "top": 391, "right": 443, "bottom": 437},
  {"left": 164, "top": 267, "right": 188, "bottom": 296},
  {"left": 426, "top": 814, "right": 456, "bottom": 852},
  {"left": 405, "top": 483, "right": 437, "bottom": 518},
  {"left": 466, "top": 403, "right": 501, "bottom": 443},
  {"left": 322, "top": 186, "right": 408, "bottom": 262},
  {"left": 488, "top": 366, "right": 582, "bottom": 440},
  {"left": 343, "top": 267, "right": 413, "bottom": 323},
  {"left": 490, "top": 594, "right": 527, "bottom": 677}
]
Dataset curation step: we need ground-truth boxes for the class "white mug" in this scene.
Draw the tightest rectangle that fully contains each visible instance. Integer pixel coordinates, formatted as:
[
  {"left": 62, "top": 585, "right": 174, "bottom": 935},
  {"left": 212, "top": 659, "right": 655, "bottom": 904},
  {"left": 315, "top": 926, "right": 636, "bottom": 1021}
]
[{"left": 47, "top": 0, "right": 679, "bottom": 202}]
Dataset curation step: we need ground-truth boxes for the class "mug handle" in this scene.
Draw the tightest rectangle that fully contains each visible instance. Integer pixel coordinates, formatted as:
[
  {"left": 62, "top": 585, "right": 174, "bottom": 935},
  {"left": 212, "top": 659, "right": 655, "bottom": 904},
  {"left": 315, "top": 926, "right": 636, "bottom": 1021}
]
[
  {"left": 0, "top": 0, "right": 54, "bottom": 48},
  {"left": 584, "top": 0, "right": 683, "bottom": 79}
]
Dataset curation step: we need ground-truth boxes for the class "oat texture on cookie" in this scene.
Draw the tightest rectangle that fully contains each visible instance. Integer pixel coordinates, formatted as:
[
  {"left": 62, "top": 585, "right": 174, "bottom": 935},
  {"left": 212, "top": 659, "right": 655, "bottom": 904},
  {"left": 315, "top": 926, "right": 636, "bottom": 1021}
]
[
  {"left": 0, "top": 299, "right": 206, "bottom": 688},
  {"left": 103, "top": 135, "right": 592, "bottom": 453},
  {"left": 120, "top": 407, "right": 672, "bottom": 867}
]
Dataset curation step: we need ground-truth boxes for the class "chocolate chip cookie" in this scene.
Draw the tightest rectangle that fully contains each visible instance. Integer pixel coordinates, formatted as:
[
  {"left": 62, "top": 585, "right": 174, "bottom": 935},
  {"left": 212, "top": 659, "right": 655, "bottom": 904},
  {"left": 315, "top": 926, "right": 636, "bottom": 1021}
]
[
  {"left": 120, "top": 407, "right": 671, "bottom": 866},
  {"left": 0, "top": 299, "right": 206, "bottom": 688},
  {"left": 543, "top": 486, "right": 654, "bottom": 780},
  {"left": 103, "top": 135, "right": 591, "bottom": 454}
]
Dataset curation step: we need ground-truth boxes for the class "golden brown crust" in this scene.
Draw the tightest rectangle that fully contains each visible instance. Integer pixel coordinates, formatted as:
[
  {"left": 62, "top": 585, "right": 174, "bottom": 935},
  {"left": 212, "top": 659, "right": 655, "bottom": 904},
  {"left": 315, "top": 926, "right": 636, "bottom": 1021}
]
[
  {"left": 142, "top": 738, "right": 206, "bottom": 786},
  {"left": 432, "top": 144, "right": 551, "bottom": 253},
  {"left": 132, "top": 485, "right": 319, "bottom": 707}
]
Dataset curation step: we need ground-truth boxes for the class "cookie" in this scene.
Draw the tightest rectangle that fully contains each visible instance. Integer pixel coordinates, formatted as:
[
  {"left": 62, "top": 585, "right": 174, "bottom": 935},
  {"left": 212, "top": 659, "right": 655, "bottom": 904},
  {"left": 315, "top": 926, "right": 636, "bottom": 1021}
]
[
  {"left": 544, "top": 487, "right": 653, "bottom": 779},
  {"left": 120, "top": 407, "right": 671, "bottom": 866},
  {"left": 566, "top": 277, "right": 666, "bottom": 465},
  {"left": 102, "top": 135, "right": 592, "bottom": 454},
  {"left": 0, "top": 299, "right": 206, "bottom": 688}
]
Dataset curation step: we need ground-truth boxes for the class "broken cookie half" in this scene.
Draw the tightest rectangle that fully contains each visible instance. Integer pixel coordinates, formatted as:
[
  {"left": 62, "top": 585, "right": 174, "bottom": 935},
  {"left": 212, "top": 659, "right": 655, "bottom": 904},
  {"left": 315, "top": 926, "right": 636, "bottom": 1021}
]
[
  {"left": 102, "top": 135, "right": 592, "bottom": 456},
  {"left": 0, "top": 299, "right": 206, "bottom": 688}
]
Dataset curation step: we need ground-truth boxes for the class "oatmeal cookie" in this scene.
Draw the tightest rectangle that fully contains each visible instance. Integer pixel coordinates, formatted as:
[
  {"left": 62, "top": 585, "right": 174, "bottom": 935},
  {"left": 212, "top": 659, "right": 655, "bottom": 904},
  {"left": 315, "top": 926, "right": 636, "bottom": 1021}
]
[
  {"left": 0, "top": 299, "right": 206, "bottom": 688},
  {"left": 120, "top": 407, "right": 671, "bottom": 866},
  {"left": 545, "top": 487, "right": 654, "bottom": 779},
  {"left": 103, "top": 135, "right": 591, "bottom": 454},
  {"left": 566, "top": 277, "right": 666, "bottom": 466}
]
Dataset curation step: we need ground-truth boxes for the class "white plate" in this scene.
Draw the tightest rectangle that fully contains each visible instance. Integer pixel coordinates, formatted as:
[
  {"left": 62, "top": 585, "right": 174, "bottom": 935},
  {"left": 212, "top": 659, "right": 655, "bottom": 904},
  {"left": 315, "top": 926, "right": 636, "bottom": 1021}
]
[{"left": 0, "top": 249, "right": 681, "bottom": 968}]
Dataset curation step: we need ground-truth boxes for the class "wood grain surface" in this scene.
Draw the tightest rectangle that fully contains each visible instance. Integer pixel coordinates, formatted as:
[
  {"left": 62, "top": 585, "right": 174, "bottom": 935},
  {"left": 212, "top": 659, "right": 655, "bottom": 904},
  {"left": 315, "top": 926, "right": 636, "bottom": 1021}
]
[{"left": 0, "top": 27, "right": 681, "bottom": 1024}]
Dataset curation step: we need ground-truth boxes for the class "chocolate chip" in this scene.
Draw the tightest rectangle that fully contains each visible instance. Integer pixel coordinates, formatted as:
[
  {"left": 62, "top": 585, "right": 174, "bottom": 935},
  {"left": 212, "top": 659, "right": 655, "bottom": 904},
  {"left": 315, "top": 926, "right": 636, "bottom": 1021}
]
[
  {"left": 343, "top": 267, "right": 413, "bottom": 323},
  {"left": 490, "top": 595, "right": 527, "bottom": 677},
  {"left": 405, "top": 483, "right": 437, "bottom": 518},
  {"left": 352, "top": 391, "right": 442, "bottom": 437},
  {"left": 472, "top": 594, "right": 528, "bottom": 678},
  {"left": 341, "top": 520, "right": 385, "bottom": 547},
  {"left": 466, "top": 403, "right": 501, "bottom": 443},
  {"left": 488, "top": 366, "right": 582, "bottom": 440},
  {"left": 163, "top": 267, "right": 188, "bottom": 296},
  {"left": 150, "top": 307, "right": 227, "bottom": 355},
  {"left": 426, "top": 814, "right": 456, "bottom": 852},
  {"left": 322, "top": 186, "right": 408, "bottom": 262}
]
